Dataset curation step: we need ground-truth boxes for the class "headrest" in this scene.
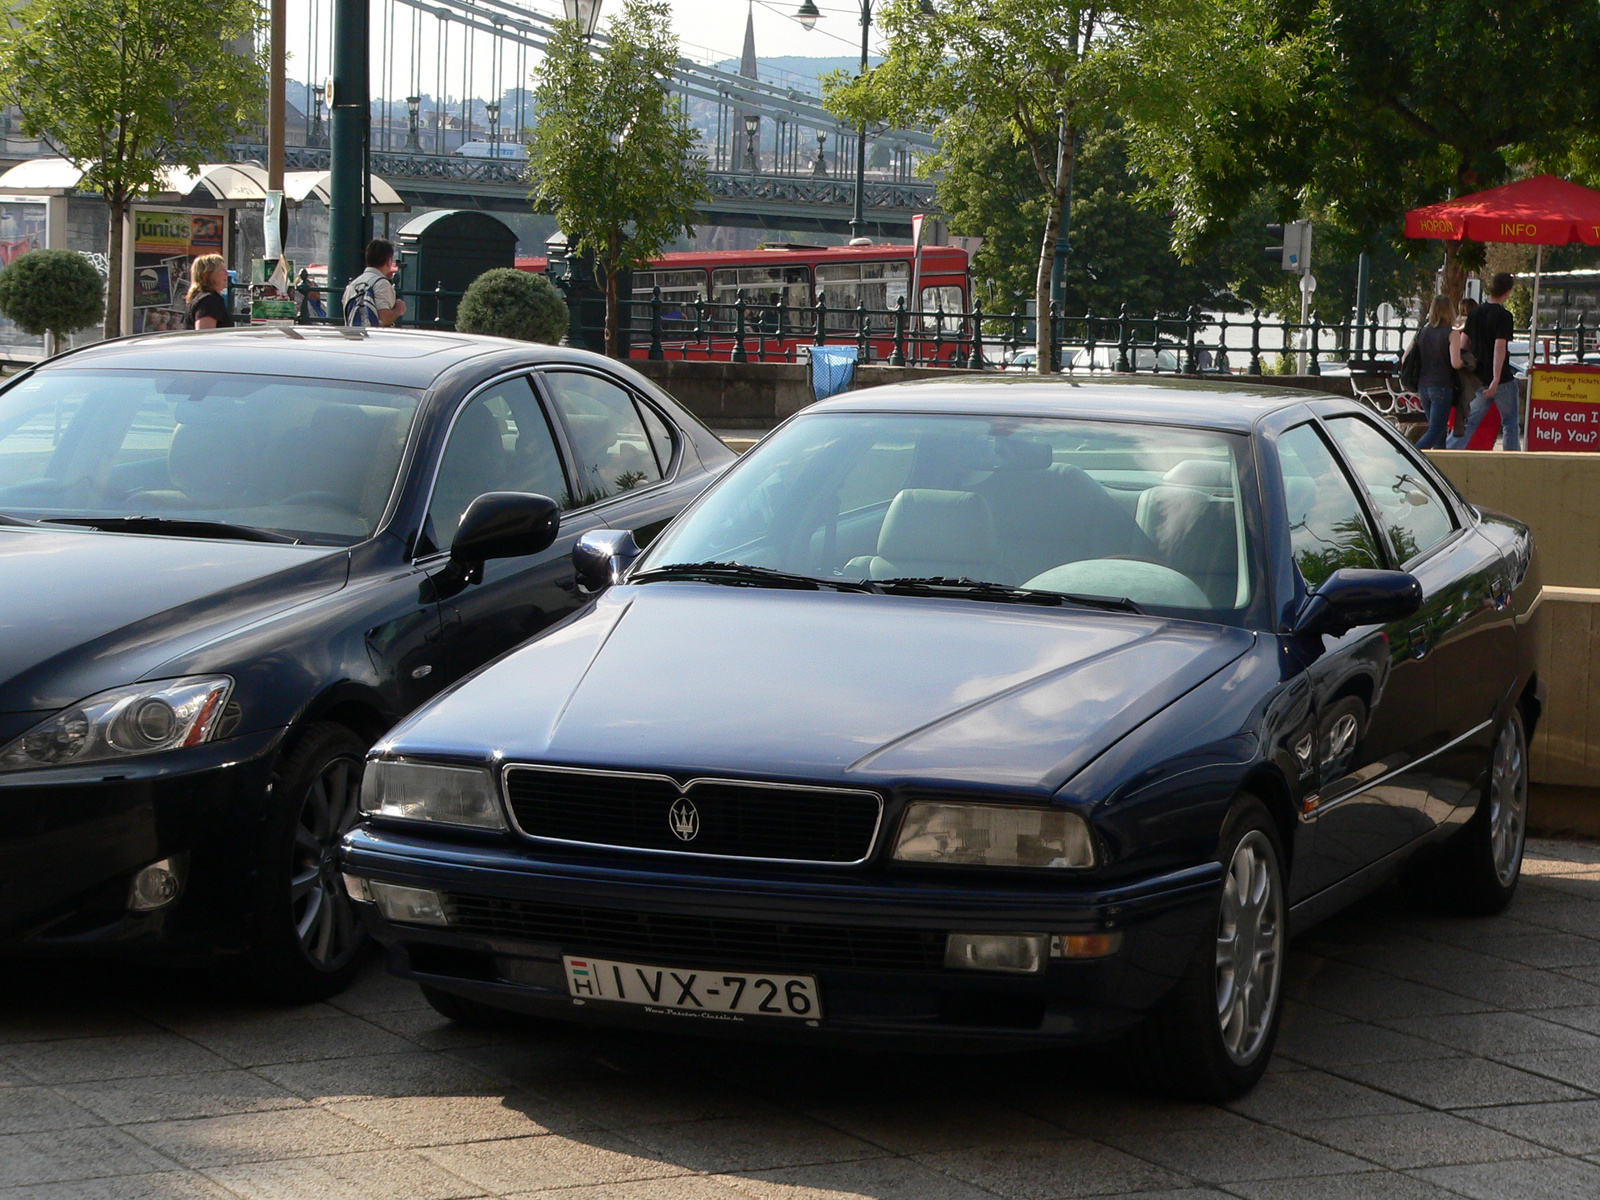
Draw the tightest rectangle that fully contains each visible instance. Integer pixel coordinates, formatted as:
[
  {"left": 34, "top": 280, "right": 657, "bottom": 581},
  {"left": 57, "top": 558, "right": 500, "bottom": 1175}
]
[
  {"left": 877, "top": 489, "right": 997, "bottom": 564},
  {"left": 168, "top": 421, "right": 254, "bottom": 506},
  {"left": 1163, "top": 458, "right": 1232, "bottom": 489},
  {"left": 994, "top": 436, "right": 1053, "bottom": 470}
]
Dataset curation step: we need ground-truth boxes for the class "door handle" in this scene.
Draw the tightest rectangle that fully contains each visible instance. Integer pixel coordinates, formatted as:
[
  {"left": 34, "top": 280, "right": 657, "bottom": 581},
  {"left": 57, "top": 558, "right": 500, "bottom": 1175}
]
[{"left": 1406, "top": 623, "right": 1431, "bottom": 660}]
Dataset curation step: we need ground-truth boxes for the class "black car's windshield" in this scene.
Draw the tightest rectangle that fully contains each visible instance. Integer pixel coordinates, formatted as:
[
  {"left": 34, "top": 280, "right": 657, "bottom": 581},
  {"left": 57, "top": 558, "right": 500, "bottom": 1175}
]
[
  {"left": 0, "top": 369, "right": 423, "bottom": 544},
  {"left": 640, "top": 412, "right": 1259, "bottom": 624}
]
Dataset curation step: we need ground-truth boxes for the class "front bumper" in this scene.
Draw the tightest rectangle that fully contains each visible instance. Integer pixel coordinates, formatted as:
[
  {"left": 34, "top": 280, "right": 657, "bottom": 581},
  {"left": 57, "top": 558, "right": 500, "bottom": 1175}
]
[
  {"left": 341, "top": 827, "right": 1222, "bottom": 1047},
  {"left": 0, "top": 727, "right": 287, "bottom": 959}
]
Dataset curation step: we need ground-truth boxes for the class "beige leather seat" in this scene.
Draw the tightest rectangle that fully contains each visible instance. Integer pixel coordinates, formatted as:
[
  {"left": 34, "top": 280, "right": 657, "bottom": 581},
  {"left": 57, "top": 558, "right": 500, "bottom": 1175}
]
[
  {"left": 843, "top": 488, "right": 1003, "bottom": 582},
  {"left": 1135, "top": 459, "right": 1238, "bottom": 606}
]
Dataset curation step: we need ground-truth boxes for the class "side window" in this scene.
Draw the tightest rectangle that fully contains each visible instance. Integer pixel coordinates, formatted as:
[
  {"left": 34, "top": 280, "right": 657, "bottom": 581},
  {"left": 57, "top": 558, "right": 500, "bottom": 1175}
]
[
  {"left": 543, "top": 371, "right": 663, "bottom": 505},
  {"left": 1276, "top": 423, "right": 1384, "bottom": 587},
  {"left": 1323, "top": 415, "right": 1455, "bottom": 564},
  {"left": 427, "top": 376, "right": 566, "bottom": 550},
  {"left": 636, "top": 399, "right": 676, "bottom": 475}
]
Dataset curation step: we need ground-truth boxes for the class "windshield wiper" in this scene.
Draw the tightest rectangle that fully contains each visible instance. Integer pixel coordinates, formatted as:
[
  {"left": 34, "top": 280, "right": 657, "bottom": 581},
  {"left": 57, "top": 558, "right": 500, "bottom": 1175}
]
[
  {"left": 874, "top": 576, "right": 1143, "bottom": 613},
  {"left": 40, "top": 516, "right": 300, "bottom": 544},
  {"left": 630, "top": 561, "right": 879, "bottom": 593}
]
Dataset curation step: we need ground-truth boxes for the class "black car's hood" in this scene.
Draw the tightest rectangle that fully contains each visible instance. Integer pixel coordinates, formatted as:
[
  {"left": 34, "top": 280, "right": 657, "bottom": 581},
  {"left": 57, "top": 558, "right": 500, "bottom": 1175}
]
[
  {"left": 387, "top": 583, "right": 1255, "bottom": 795},
  {"left": 0, "top": 526, "right": 347, "bottom": 719}
]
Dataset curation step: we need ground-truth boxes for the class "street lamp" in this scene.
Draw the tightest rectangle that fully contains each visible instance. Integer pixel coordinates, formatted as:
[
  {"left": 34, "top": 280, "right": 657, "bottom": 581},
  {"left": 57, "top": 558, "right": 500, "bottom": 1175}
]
[
  {"left": 796, "top": 0, "right": 931, "bottom": 238},
  {"left": 405, "top": 95, "right": 422, "bottom": 152},
  {"left": 811, "top": 131, "right": 828, "bottom": 177},
  {"left": 563, "top": 0, "right": 604, "bottom": 37},
  {"left": 486, "top": 100, "right": 501, "bottom": 153},
  {"left": 743, "top": 111, "right": 761, "bottom": 174}
]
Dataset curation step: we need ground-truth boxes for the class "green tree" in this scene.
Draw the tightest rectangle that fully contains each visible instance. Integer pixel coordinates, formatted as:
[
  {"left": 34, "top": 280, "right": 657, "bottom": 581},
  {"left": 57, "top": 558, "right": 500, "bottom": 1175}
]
[
  {"left": 0, "top": 0, "right": 265, "bottom": 338},
  {"left": 0, "top": 249, "right": 104, "bottom": 344},
  {"left": 825, "top": 0, "right": 1104, "bottom": 373},
  {"left": 528, "top": 0, "right": 706, "bottom": 357},
  {"left": 1122, "top": 0, "right": 1600, "bottom": 300}
]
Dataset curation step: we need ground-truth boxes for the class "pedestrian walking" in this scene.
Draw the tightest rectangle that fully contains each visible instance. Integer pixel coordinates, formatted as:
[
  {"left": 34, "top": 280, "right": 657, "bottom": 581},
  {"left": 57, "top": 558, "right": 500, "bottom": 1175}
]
[
  {"left": 1413, "top": 295, "right": 1463, "bottom": 449},
  {"left": 1449, "top": 273, "right": 1520, "bottom": 450},
  {"left": 342, "top": 239, "right": 407, "bottom": 328},
  {"left": 182, "top": 254, "right": 234, "bottom": 330}
]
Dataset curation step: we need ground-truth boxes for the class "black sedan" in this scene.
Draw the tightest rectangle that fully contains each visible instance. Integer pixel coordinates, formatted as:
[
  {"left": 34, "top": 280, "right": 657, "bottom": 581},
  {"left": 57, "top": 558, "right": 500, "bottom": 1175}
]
[
  {"left": 342, "top": 378, "right": 1541, "bottom": 1098},
  {"left": 0, "top": 327, "right": 732, "bottom": 999}
]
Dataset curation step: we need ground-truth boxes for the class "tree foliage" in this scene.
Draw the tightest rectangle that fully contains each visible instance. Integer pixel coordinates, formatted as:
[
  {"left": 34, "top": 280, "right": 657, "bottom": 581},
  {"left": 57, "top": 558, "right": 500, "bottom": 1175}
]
[
  {"left": 528, "top": 0, "right": 706, "bottom": 356},
  {"left": 0, "top": 0, "right": 265, "bottom": 337},
  {"left": 0, "top": 249, "right": 105, "bottom": 340},
  {"left": 1122, "top": 0, "right": 1600, "bottom": 299},
  {"left": 456, "top": 268, "right": 571, "bottom": 343}
]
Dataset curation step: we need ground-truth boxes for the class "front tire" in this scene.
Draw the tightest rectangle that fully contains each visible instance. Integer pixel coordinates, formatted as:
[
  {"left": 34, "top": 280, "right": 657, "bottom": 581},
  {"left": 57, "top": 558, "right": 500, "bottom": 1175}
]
[
  {"left": 244, "top": 722, "right": 370, "bottom": 1002},
  {"left": 1136, "top": 795, "right": 1286, "bottom": 1100}
]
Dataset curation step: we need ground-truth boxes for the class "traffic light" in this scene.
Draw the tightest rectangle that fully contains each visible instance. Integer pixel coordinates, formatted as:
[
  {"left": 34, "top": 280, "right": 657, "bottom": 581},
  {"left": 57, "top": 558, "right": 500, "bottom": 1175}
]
[{"left": 1265, "top": 220, "right": 1312, "bottom": 273}]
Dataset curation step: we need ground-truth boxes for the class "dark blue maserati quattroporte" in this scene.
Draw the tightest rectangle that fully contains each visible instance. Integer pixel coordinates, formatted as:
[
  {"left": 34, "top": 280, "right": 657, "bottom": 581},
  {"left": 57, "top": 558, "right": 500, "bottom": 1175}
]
[{"left": 343, "top": 377, "right": 1541, "bottom": 1097}]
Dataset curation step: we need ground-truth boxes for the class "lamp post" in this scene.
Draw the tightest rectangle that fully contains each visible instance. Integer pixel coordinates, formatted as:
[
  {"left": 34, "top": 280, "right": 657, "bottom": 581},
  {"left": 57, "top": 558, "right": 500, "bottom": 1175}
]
[
  {"left": 563, "top": 0, "right": 604, "bottom": 36},
  {"left": 811, "top": 130, "right": 828, "bottom": 177},
  {"left": 796, "top": 0, "right": 933, "bottom": 240},
  {"left": 405, "top": 96, "right": 422, "bottom": 152},
  {"left": 486, "top": 100, "right": 501, "bottom": 154},
  {"left": 743, "top": 111, "right": 760, "bottom": 174}
]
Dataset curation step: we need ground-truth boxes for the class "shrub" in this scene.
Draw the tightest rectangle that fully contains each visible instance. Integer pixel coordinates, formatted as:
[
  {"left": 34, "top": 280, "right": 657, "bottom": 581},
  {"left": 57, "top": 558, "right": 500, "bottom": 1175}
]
[
  {"left": 0, "top": 248, "right": 104, "bottom": 340},
  {"left": 455, "top": 268, "right": 570, "bottom": 343}
]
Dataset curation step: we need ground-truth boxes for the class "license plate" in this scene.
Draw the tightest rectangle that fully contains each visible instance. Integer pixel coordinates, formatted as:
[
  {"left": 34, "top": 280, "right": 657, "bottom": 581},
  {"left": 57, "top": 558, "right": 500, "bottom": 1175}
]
[{"left": 563, "top": 955, "right": 822, "bottom": 1021}]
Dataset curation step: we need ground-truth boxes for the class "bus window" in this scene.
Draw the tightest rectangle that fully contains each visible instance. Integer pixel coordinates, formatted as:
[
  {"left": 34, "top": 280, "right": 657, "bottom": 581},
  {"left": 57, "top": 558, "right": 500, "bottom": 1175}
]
[
  {"left": 919, "top": 285, "right": 965, "bottom": 331},
  {"left": 710, "top": 266, "right": 811, "bottom": 334},
  {"left": 815, "top": 261, "right": 911, "bottom": 330},
  {"left": 633, "top": 270, "right": 708, "bottom": 332}
]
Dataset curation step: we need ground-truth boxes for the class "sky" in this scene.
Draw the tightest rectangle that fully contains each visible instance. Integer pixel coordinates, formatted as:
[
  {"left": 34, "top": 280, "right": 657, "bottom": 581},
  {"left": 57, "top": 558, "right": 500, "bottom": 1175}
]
[{"left": 281, "top": 0, "right": 884, "bottom": 104}]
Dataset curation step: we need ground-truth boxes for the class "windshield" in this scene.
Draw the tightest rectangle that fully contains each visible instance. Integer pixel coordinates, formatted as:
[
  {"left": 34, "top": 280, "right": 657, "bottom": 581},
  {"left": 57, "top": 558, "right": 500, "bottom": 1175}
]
[
  {"left": 0, "top": 369, "right": 423, "bottom": 544},
  {"left": 641, "top": 412, "right": 1260, "bottom": 623}
]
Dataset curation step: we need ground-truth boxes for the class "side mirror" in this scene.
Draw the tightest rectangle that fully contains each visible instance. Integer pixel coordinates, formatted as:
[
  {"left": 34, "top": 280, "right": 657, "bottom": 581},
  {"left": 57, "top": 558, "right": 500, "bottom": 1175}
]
[
  {"left": 1293, "top": 568, "right": 1422, "bottom": 638},
  {"left": 573, "top": 529, "right": 641, "bottom": 592},
  {"left": 452, "top": 491, "right": 560, "bottom": 569}
]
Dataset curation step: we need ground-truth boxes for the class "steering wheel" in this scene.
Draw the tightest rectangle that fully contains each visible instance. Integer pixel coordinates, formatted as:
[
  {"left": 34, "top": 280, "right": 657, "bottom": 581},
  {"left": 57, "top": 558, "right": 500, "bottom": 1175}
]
[{"left": 281, "top": 490, "right": 361, "bottom": 514}]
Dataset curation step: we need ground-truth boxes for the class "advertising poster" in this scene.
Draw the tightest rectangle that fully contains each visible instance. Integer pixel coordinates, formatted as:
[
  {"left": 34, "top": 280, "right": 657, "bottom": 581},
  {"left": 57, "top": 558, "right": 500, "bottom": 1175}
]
[
  {"left": 130, "top": 208, "right": 230, "bottom": 334},
  {"left": 1526, "top": 366, "right": 1600, "bottom": 451}
]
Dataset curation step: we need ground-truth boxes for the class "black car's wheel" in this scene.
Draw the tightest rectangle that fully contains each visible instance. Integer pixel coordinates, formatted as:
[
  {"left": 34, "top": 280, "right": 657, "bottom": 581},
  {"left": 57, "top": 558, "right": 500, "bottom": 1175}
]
[
  {"left": 246, "top": 722, "right": 370, "bottom": 1001},
  {"left": 1403, "top": 707, "right": 1528, "bottom": 915},
  {"left": 1136, "top": 794, "right": 1286, "bottom": 1100}
]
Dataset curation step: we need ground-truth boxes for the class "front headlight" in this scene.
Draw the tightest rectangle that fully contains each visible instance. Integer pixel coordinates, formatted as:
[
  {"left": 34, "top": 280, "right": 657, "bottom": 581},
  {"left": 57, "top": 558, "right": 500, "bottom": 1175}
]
[
  {"left": 893, "top": 801, "right": 1096, "bottom": 868},
  {"left": 359, "top": 759, "right": 504, "bottom": 830},
  {"left": 0, "top": 676, "right": 233, "bottom": 773}
]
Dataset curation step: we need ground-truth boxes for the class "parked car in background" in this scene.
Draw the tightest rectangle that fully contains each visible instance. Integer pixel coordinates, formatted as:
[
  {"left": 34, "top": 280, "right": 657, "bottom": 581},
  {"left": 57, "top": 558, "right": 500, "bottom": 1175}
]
[
  {"left": 1071, "top": 344, "right": 1182, "bottom": 373},
  {"left": 344, "top": 376, "right": 1540, "bottom": 1099},
  {"left": 0, "top": 328, "right": 732, "bottom": 999}
]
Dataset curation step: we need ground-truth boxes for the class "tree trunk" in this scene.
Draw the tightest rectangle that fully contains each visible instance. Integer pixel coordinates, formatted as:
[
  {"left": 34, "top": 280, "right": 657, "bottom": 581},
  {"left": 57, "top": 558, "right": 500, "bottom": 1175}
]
[
  {"left": 603, "top": 231, "right": 621, "bottom": 358},
  {"left": 1441, "top": 241, "right": 1468, "bottom": 304},
  {"left": 103, "top": 195, "right": 126, "bottom": 339},
  {"left": 1033, "top": 131, "right": 1074, "bottom": 374}
]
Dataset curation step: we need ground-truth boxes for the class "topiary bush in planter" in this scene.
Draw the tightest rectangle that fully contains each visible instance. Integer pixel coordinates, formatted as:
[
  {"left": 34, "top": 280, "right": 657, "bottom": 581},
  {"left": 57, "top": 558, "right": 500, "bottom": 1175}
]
[
  {"left": 455, "top": 267, "right": 570, "bottom": 343},
  {"left": 0, "top": 248, "right": 104, "bottom": 343}
]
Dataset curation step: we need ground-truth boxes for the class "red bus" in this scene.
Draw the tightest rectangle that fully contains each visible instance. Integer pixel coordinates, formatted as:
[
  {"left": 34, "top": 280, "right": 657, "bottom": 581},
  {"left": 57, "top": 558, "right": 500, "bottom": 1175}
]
[{"left": 517, "top": 242, "right": 973, "bottom": 363}]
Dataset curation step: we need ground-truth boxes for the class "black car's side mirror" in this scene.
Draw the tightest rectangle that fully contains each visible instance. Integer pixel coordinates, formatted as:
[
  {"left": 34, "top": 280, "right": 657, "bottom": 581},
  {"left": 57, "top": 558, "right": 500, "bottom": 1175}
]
[
  {"left": 1293, "top": 568, "right": 1422, "bottom": 638},
  {"left": 573, "top": 529, "right": 641, "bottom": 592},
  {"left": 431, "top": 493, "right": 561, "bottom": 598}
]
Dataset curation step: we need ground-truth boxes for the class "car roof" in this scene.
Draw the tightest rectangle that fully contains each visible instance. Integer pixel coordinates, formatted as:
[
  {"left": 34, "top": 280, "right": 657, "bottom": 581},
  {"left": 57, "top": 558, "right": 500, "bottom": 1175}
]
[
  {"left": 806, "top": 374, "right": 1351, "bottom": 432},
  {"left": 36, "top": 327, "right": 615, "bottom": 390}
]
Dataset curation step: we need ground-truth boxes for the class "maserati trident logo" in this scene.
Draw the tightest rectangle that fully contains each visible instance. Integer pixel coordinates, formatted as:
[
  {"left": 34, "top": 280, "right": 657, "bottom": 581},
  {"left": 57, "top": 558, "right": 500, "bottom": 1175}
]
[{"left": 668, "top": 796, "right": 700, "bottom": 841}]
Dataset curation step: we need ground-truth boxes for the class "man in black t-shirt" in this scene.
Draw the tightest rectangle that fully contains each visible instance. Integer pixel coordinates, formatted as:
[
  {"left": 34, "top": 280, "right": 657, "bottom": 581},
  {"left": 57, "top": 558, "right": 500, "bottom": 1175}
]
[{"left": 1449, "top": 273, "right": 1520, "bottom": 450}]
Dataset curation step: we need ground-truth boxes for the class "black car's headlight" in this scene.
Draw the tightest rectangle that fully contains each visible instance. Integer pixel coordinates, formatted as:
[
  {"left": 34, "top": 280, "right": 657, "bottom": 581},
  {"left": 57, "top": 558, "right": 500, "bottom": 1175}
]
[
  {"left": 892, "top": 801, "right": 1096, "bottom": 868},
  {"left": 0, "top": 676, "right": 233, "bottom": 773},
  {"left": 359, "top": 759, "right": 505, "bottom": 830}
]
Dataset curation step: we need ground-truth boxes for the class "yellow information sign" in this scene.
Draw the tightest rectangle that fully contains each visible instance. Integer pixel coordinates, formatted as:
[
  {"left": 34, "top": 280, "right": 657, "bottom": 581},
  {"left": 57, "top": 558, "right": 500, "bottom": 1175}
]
[{"left": 1527, "top": 366, "right": 1600, "bottom": 451}]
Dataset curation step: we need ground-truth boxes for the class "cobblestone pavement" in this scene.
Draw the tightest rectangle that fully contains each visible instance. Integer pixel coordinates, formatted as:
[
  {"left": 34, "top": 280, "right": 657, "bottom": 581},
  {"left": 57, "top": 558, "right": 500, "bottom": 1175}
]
[{"left": 4, "top": 839, "right": 1600, "bottom": 1200}]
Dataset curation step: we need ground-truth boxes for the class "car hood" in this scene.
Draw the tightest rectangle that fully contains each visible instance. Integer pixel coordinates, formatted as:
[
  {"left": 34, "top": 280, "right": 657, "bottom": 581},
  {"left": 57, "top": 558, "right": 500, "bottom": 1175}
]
[
  {"left": 386, "top": 583, "right": 1255, "bottom": 796},
  {"left": 0, "top": 526, "right": 347, "bottom": 719}
]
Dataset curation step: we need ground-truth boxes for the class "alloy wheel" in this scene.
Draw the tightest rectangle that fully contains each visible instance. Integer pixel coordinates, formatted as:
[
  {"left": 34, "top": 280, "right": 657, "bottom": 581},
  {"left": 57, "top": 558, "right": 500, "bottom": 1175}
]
[
  {"left": 1488, "top": 716, "right": 1527, "bottom": 888},
  {"left": 1215, "top": 830, "right": 1283, "bottom": 1065},
  {"left": 290, "top": 754, "right": 365, "bottom": 971}
]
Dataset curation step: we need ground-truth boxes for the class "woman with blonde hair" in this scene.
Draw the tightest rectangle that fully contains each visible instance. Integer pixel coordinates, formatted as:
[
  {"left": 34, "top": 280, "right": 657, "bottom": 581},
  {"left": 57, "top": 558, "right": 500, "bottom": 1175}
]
[
  {"left": 182, "top": 253, "right": 234, "bottom": 330},
  {"left": 1415, "top": 293, "right": 1463, "bottom": 449}
]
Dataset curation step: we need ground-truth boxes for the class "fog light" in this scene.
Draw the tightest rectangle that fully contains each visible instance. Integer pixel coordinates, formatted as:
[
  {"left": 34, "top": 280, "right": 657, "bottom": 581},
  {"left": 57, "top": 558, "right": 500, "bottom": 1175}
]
[
  {"left": 1052, "top": 932, "right": 1123, "bottom": 959},
  {"left": 369, "top": 881, "right": 449, "bottom": 926},
  {"left": 944, "top": 933, "right": 1047, "bottom": 974},
  {"left": 127, "top": 857, "right": 185, "bottom": 911},
  {"left": 342, "top": 874, "right": 372, "bottom": 902}
]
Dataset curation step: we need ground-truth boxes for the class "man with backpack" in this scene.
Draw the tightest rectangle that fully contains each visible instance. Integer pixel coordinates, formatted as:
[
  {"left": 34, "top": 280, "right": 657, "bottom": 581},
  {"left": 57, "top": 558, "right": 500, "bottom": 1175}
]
[
  {"left": 1448, "top": 272, "right": 1520, "bottom": 450},
  {"left": 342, "top": 239, "right": 407, "bottom": 328}
]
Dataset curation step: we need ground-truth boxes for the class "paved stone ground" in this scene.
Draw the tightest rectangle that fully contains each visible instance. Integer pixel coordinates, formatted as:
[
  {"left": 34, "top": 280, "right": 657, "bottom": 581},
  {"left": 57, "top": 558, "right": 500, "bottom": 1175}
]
[{"left": 4, "top": 838, "right": 1600, "bottom": 1200}]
